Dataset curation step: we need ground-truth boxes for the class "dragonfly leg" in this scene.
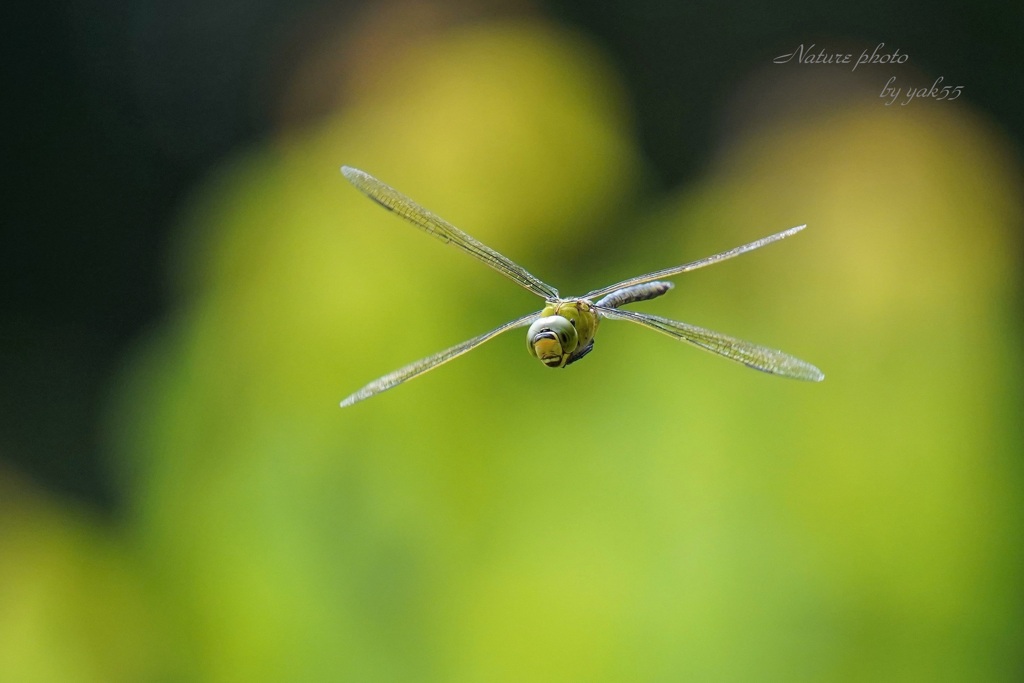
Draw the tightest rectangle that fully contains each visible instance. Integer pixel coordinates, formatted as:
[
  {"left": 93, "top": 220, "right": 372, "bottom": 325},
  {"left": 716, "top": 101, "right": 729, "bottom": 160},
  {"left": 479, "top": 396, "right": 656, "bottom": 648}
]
[
  {"left": 594, "top": 281, "right": 673, "bottom": 309},
  {"left": 565, "top": 339, "right": 595, "bottom": 366}
]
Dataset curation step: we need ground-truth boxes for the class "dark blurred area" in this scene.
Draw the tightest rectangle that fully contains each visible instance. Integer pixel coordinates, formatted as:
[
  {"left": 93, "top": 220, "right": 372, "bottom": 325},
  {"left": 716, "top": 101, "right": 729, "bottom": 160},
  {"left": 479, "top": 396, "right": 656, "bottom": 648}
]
[
  {"left": 5, "top": 0, "right": 355, "bottom": 508},
  {"left": 4, "top": 0, "right": 1022, "bottom": 511}
]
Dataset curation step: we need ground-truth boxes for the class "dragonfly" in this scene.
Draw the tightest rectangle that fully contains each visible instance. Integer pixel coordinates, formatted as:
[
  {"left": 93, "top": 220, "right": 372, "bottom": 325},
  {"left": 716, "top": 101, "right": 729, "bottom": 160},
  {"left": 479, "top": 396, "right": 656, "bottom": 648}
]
[{"left": 339, "top": 166, "right": 823, "bottom": 407}]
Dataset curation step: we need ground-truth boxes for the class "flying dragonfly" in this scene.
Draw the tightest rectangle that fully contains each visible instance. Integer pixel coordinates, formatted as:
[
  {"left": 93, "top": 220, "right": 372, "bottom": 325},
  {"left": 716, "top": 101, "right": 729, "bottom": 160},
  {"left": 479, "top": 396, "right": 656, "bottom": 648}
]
[{"left": 339, "top": 166, "right": 823, "bottom": 407}]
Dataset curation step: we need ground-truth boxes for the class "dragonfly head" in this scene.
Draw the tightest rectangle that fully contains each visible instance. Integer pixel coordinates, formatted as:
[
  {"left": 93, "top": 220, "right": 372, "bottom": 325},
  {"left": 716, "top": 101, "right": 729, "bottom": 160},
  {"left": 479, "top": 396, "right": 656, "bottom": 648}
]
[{"left": 527, "top": 315, "right": 578, "bottom": 368}]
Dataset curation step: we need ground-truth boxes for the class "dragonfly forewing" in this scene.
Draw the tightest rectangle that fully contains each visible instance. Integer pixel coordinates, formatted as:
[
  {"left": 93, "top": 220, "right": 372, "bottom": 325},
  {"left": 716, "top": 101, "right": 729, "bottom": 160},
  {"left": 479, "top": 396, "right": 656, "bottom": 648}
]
[
  {"left": 584, "top": 225, "right": 807, "bottom": 300},
  {"left": 342, "top": 167, "right": 560, "bottom": 300}
]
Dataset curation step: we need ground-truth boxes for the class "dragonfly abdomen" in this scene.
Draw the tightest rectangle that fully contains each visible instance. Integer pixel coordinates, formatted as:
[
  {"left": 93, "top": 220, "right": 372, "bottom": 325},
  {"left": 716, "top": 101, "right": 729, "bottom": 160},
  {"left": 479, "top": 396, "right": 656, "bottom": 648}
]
[{"left": 594, "top": 281, "right": 674, "bottom": 309}]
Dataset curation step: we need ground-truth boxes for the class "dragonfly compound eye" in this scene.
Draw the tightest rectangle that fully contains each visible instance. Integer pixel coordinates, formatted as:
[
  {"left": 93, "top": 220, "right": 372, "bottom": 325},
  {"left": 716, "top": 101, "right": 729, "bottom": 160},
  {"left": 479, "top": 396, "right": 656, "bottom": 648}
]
[{"left": 527, "top": 315, "right": 578, "bottom": 368}]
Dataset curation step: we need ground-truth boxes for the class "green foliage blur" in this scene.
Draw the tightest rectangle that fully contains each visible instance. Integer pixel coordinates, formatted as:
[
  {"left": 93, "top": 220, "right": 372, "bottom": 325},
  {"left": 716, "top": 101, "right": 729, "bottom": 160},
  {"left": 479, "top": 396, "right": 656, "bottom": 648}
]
[{"left": 3, "top": 12, "right": 1023, "bottom": 683}]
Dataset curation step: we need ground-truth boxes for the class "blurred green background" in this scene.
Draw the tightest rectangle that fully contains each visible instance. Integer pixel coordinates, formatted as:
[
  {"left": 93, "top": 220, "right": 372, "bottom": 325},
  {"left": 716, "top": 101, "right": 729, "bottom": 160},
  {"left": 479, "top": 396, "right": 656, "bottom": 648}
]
[{"left": 3, "top": 0, "right": 1023, "bottom": 681}]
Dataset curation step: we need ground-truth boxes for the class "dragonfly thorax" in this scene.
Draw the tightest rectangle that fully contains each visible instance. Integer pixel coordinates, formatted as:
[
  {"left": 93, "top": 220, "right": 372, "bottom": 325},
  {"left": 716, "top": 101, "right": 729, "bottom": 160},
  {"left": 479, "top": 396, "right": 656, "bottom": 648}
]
[{"left": 527, "top": 300, "right": 600, "bottom": 368}]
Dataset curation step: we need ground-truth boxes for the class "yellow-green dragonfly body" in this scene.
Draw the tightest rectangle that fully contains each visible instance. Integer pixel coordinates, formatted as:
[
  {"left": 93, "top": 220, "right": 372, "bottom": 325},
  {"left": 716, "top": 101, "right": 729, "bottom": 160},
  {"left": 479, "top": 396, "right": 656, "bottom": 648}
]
[{"left": 340, "top": 166, "right": 823, "bottom": 407}]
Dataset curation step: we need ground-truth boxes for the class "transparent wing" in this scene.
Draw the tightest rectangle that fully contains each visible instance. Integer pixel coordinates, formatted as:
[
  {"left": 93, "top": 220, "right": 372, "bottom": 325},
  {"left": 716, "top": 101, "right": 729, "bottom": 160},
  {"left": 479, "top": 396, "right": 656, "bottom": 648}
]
[
  {"left": 584, "top": 225, "right": 807, "bottom": 300},
  {"left": 340, "top": 311, "right": 541, "bottom": 407},
  {"left": 597, "top": 306, "right": 824, "bottom": 381},
  {"left": 342, "top": 167, "right": 560, "bottom": 300}
]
